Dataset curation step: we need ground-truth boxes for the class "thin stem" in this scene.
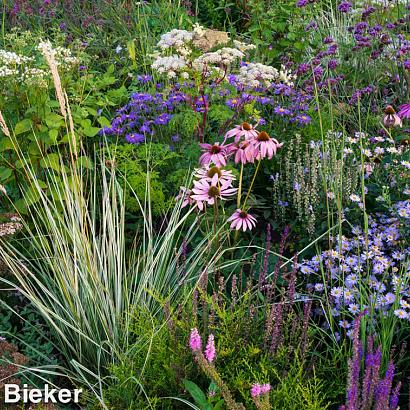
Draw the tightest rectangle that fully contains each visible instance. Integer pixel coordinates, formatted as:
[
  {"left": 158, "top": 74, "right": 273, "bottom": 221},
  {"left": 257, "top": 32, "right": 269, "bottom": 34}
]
[{"left": 242, "top": 160, "right": 261, "bottom": 210}]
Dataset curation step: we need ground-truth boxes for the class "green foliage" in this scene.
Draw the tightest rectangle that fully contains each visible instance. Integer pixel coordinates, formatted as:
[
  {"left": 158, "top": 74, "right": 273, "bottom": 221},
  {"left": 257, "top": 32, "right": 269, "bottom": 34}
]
[{"left": 105, "top": 143, "right": 185, "bottom": 216}]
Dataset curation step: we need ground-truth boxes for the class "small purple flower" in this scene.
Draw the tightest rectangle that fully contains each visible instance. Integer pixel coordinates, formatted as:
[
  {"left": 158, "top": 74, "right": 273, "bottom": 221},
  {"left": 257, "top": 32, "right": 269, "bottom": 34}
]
[
  {"left": 125, "top": 133, "right": 145, "bottom": 144},
  {"left": 137, "top": 74, "right": 153, "bottom": 83},
  {"left": 338, "top": 1, "right": 352, "bottom": 13},
  {"left": 328, "top": 59, "right": 338, "bottom": 70}
]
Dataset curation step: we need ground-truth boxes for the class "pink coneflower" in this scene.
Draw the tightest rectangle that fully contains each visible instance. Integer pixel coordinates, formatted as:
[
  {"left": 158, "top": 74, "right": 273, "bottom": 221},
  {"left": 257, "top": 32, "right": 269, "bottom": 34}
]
[
  {"left": 205, "top": 334, "right": 216, "bottom": 362},
  {"left": 227, "top": 209, "right": 257, "bottom": 231},
  {"left": 199, "top": 142, "right": 229, "bottom": 167},
  {"left": 176, "top": 186, "right": 195, "bottom": 208},
  {"left": 194, "top": 166, "right": 235, "bottom": 185},
  {"left": 224, "top": 122, "right": 258, "bottom": 143},
  {"left": 191, "top": 174, "right": 237, "bottom": 208},
  {"left": 232, "top": 140, "right": 257, "bottom": 164},
  {"left": 254, "top": 131, "right": 283, "bottom": 159},
  {"left": 383, "top": 106, "right": 402, "bottom": 128},
  {"left": 398, "top": 103, "right": 410, "bottom": 119},
  {"left": 189, "top": 328, "right": 202, "bottom": 352}
]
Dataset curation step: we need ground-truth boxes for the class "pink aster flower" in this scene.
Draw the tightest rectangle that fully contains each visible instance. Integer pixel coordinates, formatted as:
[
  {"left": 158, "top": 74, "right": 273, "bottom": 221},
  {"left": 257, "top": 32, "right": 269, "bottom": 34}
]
[
  {"left": 205, "top": 334, "right": 216, "bottom": 363},
  {"left": 227, "top": 209, "right": 257, "bottom": 231},
  {"left": 194, "top": 165, "right": 235, "bottom": 185},
  {"left": 260, "top": 384, "right": 271, "bottom": 394},
  {"left": 224, "top": 122, "right": 258, "bottom": 143},
  {"left": 254, "top": 131, "right": 283, "bottom": 159},
  {"left": 191, "top": 174, "right": 237, "bottom": 207},
  {"left": 250, "top": 384, "right": 262, "bottom": 397},
  {"left": 232, "top": 140, "right": 257, "bottom": 164},
  {"left": 189, "top": 328, "right": 202, "bottom": 352},
  {"left": 199, "top": 142, "right": 229, "bottom": 167},
  {"left": 383, "top": 106, "right": 402, "bottom": 128},
  {"left": 398, "top": 102, "right": 410, "bottom": 119}
]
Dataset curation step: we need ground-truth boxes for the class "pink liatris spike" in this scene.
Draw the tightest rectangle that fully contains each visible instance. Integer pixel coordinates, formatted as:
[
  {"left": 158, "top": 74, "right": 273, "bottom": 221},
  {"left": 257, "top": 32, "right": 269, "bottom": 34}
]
[
  {"left": 205, "top": 334, "right": 216, "bottom": 363},
  {"left": 189, "top": 328, "right": 202, "bottom": 352}
]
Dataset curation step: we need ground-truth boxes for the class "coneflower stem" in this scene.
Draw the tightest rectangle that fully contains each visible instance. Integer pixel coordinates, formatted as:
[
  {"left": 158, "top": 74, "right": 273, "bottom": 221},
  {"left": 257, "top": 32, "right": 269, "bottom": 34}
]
[{"left": 242, "top": 160, "right": 261, "bottom": 210}]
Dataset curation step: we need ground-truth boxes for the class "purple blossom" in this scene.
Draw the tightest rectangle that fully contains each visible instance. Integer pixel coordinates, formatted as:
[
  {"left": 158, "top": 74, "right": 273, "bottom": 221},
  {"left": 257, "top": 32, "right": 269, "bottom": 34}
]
[{"left": 338, "top": 1, "right": 352, "bottom": 13}]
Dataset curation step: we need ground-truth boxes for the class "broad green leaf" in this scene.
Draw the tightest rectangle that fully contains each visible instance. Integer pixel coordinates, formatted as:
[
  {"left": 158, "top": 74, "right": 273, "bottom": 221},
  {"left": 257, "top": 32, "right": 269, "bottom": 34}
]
[
  {"left": 45, "top": 113, "right": 64, "bottom": 129},
  {"left": 183, "top": 380, "right": 208, "bottom": 408},
  {"left": 97, "top": 116, "right": 111, "bottom": 127},
  {"left": 14, "top": 119, "right": 32, "bottom": 135},
  {"left": 0, "top": 138, "right": 14, "bottom": 152},
  {"left": 40, "top": 153, "right": 61, "bottom": 172},
  {"left": 0, "top": 167, "right": 12, "bottom": 182},
  {"left": 48, "top": 129, "right": 59, "bottom": 144},
  {"left": 76, "top": 155, "right": 94, "bottom": 170}
]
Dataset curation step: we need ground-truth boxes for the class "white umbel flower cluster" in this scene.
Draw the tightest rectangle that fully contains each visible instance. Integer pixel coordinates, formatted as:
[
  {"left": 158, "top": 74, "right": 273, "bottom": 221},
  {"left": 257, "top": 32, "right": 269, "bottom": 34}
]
[
  {"left": 38, "top": 40, "right": 79, "bottom": 68},
  {"left": 0, "top": 50, "right": 33, "bottom": 78},
  {"left": 0, "top": 50, "right": 33, "bottom": 65},
  {"left": 236, "top": 63, "right": 279, "bottom": 87},
  {"left": 21, "top": 67, "right": 48, "bottom": 87},
  {"left": 236, "top": 62, "right": 296, "bottom": 88},
  {"left": 152, "top": 54, "right": 187, "bottom": 78},
  {"left": 233, "top": 40, "right": 256, "bottom": 52},
  {"left": 193, "top": 47, "right": 244, "bottom": 73},
  {"left": 157, "top": 29, "right": 194, "bottom": 50}
]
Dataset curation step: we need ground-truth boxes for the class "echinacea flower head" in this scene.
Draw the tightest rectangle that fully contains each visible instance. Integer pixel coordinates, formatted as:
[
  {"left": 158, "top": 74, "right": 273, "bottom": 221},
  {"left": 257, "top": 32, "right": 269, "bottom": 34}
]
[
  {"left": 254, "top": 131, "right": 283, "bottom": 159},
  {"left": 176, "top": 186, "right": 195, "bottom": 208},
  {"left": 383, "top": 106, "right": 402, "bottom": 128},
  {"left": 227, "top": 209, "right": 257, "bottom": 231},
  {"left": 398, "top": 103, "right": 410, "bottom": 119},
  {"left": 189, "top": 328, "right": 202, "bottom": 351},
  {"left": 191, "top": 174, "right": 237, "bottom": 207},
  {"left": 205, "top": 334, "right": 216, "bottom": 362},
  {"left": 224, "top": 122, "right": 258, "bottom": 143},
  {"left": 199, "top": 142, "right": 228, "bottom": 167},
  {"left": 232, "top": 140, "right": 257, "bottom": 164},
  {"left": 194, "top": 166, "right": 235, "bottom": 185}
]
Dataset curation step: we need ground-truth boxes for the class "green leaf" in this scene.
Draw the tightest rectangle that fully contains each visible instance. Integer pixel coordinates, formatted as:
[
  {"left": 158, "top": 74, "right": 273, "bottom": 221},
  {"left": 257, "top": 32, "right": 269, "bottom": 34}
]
[
  {"left": 45, "top": 113, "right": 64, "bottom": 129},
  {"left": 183, "top": 380, "right": 208, "bottom": 409},
  {"left": 76, "top": 155, "right": 93, "bottom": 170},
  {"left": 40, "top": 153, "right": 61, "bottom": 172},
  {"left": 48, "top": 129, "right": 59, "bottom": 144},
  {"left": 97, "top": 116, "right": 111, "bottom": 127},
  {"left": 0, "top": 167, "right": 12, "bottom": 182},
  {"left": 214, "top": 400, "right": 225, "bottom": 410},
  {"left": 14, "top": 119, "right": 32, "bottom": 135},
  {"left": 0, "top": 138, "right": 14, "bottom": 152}
]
